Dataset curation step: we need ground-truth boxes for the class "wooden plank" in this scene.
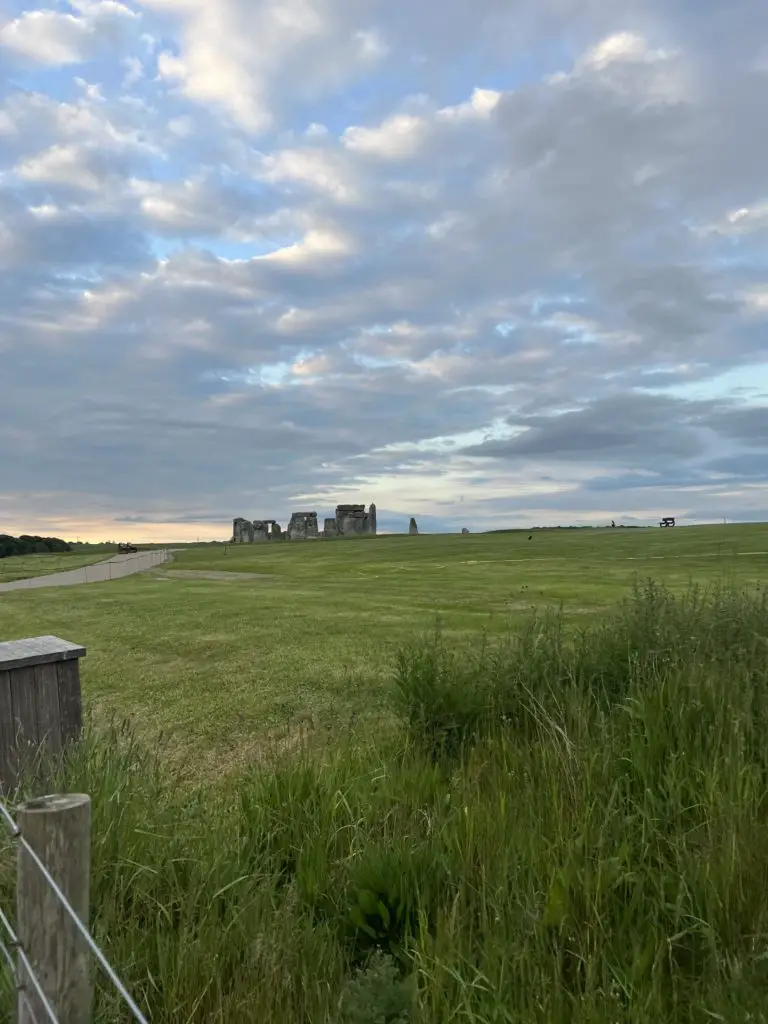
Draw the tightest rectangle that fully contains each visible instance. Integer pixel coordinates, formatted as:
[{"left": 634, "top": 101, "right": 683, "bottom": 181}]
[
  {"left": 0, "top": 635, "right": 87, "bottom": 672},
  {"left": 17, "top": 794, "right": 92, "bottom": 1024},
  {"left": 57, "top": 660, "right": 83, "bottom": 746},
  {"left": 34, "top": 662, "right": 62, "bottom": 754},
  {"left": 9, "top": 666, "right": 39, "bottom": 783},
  {"left": 0, "top": 669, "right": 17, "bottom": 794}
]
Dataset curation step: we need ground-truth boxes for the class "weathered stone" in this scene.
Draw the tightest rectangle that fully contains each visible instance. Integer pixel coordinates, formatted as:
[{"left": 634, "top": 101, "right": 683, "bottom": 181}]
[
  {"left": 252, "top": 520, "right": 270, "bottom": 542},
  {"left": 409, "top": 517, "right": 419, "bottom": 536},
  {"left": 335, "top": 503, "right": 377, "bottom": 537},
  {"left": 233, "top": 517, "right": 285, "bottom": 542},
  {"left": 233, "top": 517, "right": 254, "bottom": 543},
  {"left": 234, "top": 503, "right": 377, "bottom": 542},
  {"left": 288, "top": 512, "right": 319, "bottom": 540},
  {"left": 254, "top": 519, "right": 283, "bottom": 541}
]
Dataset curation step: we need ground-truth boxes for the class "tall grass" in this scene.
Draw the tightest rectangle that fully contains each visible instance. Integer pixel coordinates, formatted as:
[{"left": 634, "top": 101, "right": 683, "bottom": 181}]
[{"left": 3, "top": 581, "right": 768, "bottom": 1022}]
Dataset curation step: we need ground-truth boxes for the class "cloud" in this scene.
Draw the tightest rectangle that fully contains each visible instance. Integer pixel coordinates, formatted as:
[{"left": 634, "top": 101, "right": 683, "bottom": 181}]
[
  {"left": 461, "top": 393, "right": 717, "bottom": 465},
  {"left": 2, "top": 0, "right": 768, "bottom": 539},
  {"left": 0, "top": 1, "right": 138, "bottom": 66},
  {"left": 343, "top": 114, "right": 428, "bottom": 159},
  {"left": 16, "top": 143, "right": 107, "bottom": 190},
  {"left": 143, "top": 0, "right": 388, "bottom": 132}
]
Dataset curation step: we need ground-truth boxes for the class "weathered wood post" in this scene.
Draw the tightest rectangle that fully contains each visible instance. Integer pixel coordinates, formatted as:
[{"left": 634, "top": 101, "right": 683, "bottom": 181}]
[
  {"left": 16, "top": 794, "right": 92, "bottom": 1024},
  {"left": 0, "top": 636, "right": 86, "bottom": 794}
]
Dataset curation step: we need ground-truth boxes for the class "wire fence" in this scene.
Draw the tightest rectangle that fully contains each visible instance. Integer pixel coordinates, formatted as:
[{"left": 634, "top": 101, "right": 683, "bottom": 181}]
[
  {"left": 0, "top": 798, "right": 149, "bottom": 1024},
  {"left": 0, "top": 549, "right": 170, "bottom": 592},
  {"left": 0, "top": 904, "right": 59, "bottom": 1024}
]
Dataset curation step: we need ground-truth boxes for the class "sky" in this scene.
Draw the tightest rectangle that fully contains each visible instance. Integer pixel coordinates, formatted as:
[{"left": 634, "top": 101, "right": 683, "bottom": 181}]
[{"left": 1, "top": 0, "right": 768, "bottom": 542}]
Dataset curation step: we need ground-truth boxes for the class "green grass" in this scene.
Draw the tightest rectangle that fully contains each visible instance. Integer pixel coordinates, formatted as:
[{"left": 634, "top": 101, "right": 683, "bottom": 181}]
[
  {"left": 0, "top": 551, "right": 110, "bottom": 583},
  {"left": 0, "top": 525, "right": 766, "bottom": 774},
  {"left": 3, "top": 577, "right": 768, "bottom": 1021}
]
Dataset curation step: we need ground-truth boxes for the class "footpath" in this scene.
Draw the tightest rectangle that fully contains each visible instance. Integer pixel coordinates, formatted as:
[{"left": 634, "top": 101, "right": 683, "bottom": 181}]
[{"left": 0, "top": 550, "right": 170, "bottom": 593}]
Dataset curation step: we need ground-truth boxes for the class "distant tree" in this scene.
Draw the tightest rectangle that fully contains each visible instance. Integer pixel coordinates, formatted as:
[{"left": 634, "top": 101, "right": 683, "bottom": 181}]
[{"left": 0, "top": 533, "right": 72, "bottom": 559}]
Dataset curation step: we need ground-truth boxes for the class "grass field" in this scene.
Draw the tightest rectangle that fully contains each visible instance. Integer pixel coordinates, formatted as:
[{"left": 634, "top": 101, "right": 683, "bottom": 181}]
[
  {"left": 0, "top": 550, "right": 109, "bottom": 583},
  {"left": 1, "top": 524, "right": 768, "bottom": 1022},
  {"left": 0, "top": 525, "right": 765, "bottom": 775}
]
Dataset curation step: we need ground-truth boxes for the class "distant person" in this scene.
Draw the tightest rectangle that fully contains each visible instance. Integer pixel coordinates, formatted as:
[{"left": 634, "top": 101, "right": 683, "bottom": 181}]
[{"left": 611, "top": 520, "right": 616, "bottom": 529}]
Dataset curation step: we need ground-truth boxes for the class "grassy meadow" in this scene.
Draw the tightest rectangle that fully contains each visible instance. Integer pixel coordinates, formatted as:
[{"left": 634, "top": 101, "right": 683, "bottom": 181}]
[
  {"left": 0, "top": 550, "right": 109, "bottom": 584},
  {"left": 0, "top": 525, "right": 765, "bottom": 773},
  {"left": 1, "top": 524, "right": 768, "bottom": 1021}
]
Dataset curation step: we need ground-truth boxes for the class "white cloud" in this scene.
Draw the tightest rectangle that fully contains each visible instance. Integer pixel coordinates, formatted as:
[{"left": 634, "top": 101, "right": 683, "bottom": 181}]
[
  {"left": 580, "top": 31, "right": 659, "bottom": 70},
  {"left": 259, "top": 228, "right": 354, "bottom": 263},
  {"left": 141, "top": 0, "right": 388, "bottom": 132},
  {"left": 437, "top": 87, "right": 502, "bottom": 121},
  {"left": 0, "top": 2, "right": 137, "bottom": 66},
  {"left": 343, "top": 114, "right": 427, "bottom": 159},
  {"left": 16, "top": 144, "right": 103, "bottom": 190},
  {"left": 259, "top": 146, "right": 359, "bottom": 202}
]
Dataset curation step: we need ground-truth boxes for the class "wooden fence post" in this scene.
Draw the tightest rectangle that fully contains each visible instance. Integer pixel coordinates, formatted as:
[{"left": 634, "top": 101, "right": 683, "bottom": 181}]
[
  {"left": 0, "top": 637, "right": 86, "bottom": 795},
  {"left": 16, "top": 794, "right": 92, "bottom": 1024}
]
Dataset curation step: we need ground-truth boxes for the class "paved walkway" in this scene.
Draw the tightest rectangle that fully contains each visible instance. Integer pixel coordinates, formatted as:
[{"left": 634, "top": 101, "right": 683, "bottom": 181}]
[{"left": 0, "top": 550, "right": 171, "bottom": 593}]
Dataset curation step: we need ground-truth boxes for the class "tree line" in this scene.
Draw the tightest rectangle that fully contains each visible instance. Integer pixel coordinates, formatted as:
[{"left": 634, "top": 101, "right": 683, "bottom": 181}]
[{"left": 0, "top": 534, "right": 72, "bottom": 559}]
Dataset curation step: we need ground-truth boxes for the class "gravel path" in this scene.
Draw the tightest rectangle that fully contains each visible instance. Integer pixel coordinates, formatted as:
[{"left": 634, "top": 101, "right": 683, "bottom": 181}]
[{"left": 0, "top": 550, "right": 171, "bottom": 593}]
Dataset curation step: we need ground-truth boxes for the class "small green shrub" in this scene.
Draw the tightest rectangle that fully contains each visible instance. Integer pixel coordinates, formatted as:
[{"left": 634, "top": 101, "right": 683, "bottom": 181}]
[
  {"left": 339, "top": 839, "right": 449, "bottom": 963},
  {"left": 338, "top": 951, "right": 415, "bottom": 1024}
]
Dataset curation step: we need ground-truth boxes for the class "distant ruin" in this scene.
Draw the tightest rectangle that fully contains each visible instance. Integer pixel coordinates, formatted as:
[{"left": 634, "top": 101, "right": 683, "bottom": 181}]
[
  {"left": 232, "top": 502, "right": 377, "bottom": 543},
  {"left": 288, "top": 512, "right": 319, "bottom": 541},
  {"left": 336, "top": 503, "right": 377, "bottom": 537},
  {"left": 409, "top": 517, "right": 419, "bottom": 536},
  {"left": 232, "top": 518, "right": 282, "bottom": 543}
]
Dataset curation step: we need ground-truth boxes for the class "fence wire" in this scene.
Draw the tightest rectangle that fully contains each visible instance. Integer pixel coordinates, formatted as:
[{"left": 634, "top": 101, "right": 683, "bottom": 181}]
[
  {"left": 0, "top": 906, "right": 59, "bottom": 1024},
  {"left": 0, "top": 800, "right": 149, "bottom": 1024},
  {"left": 0, "top": 929, "right": 39, "bottom": 1024}
]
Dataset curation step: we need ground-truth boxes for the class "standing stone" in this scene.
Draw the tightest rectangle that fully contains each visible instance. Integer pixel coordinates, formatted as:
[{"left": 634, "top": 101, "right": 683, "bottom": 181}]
[
  {"left": 252, "top": 521, "right": 270, "bottom": 542},
  {"left": 335, "top": 504, "right": 366, "bottom": 535},
  {"left": 232, "top": 518, "right": 254, "bottom": 543},
  {"left": 324, "top": 518, "right": 338, "bottom": 538},
  {"left": 409, "top": 518, "right": 419, "bottom": 536},
  {"left": 288, "top": 512, "right": 319, "bottom": 540},
  {"left": 461, "top": 527, "right": 470, "bottom": 535},
  {"left": 335, "top": 503, "right": 377, "bottom": 537},
  {"left": 288, "top": 513, "right": 306, "bottom": 540}
]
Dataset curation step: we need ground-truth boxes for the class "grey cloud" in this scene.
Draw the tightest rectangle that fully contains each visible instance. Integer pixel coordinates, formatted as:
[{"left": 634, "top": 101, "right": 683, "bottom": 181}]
[
  {"left": 706, "top": 453, "right": 768, "bottom": 478},
  {"left": 2, "top": 0, "right": 768, "bottom": 532},
  {"left": 462, "top": 393, "right": 716, "bottom": 464},
  {"left": 708, "top": 406, "right": 768, "bottom": 446},
  {"left": 0, "top": 202, "right": 152, "bottom": 270}
]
